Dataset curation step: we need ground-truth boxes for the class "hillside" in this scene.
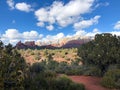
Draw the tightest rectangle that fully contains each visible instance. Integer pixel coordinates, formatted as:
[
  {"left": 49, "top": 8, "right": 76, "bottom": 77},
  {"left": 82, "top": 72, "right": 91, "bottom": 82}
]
[{"left": 18, "top": 48, "right": 81, "bottom": 65}]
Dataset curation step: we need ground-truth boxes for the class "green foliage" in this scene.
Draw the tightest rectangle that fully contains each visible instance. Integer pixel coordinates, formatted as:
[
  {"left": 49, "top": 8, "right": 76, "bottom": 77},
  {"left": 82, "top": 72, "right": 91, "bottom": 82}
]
[
  {"left": 0, "top": 41, "right": 27, "bottom": 89},
  {"left": 25, "top": 65, "right": 85, "bottom": 90},
  {"left": 46, "top": 53, "right": 53, "bottom": 61},
  {"left": 55, "top": 75, "right": 85, "bottom": 90},
  {"left": 65, "top": 52, "right": 68, "bottom": 55},
  {"left": 78, "top": 65, "right": 102, "bottom": 76},
  {"left": 69, "top": 82, "right": 85, "bottom": 90},
  {"left": 34, "top": 54, "right": 41, "bottom": 60},
  {"left": 30, "top": 51, "right": 35, "bottom": 55},
  {"left": 0, "top": 41, "right": 85, "bottom": 90},
  {"left": 101, "top": 69, "right": 120, "bottom": 89},
  {"left": 78, "top": 33, "right": 120, "bottom": 75},
  {"left": 29, "top": 63, "right": 45, "bottom": 74},
  {"left": 47, "top": 60, "right": 59, "bottom": 71}
]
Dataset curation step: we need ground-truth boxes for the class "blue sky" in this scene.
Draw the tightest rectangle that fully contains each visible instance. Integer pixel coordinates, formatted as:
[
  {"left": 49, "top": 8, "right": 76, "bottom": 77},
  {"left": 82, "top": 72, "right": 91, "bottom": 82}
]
[{"left": 0, "top": 0, "right": 120, "bottom": 45}]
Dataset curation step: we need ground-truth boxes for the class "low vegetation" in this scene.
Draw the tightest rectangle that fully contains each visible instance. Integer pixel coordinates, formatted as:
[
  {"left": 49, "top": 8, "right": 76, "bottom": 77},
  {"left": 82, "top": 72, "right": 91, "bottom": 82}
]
[
  {"left": 25, "top": 66, "right": 85, "bottom": 90},
  {"left": 0, "top": 41, "right": 85, "bottom": 90},
  {"left": 19, "top": 48, "right": 79, "bottom": 64},
  {"left": 0, "top": 33, "right": 120, "bottom": 89},
  {"left": 101, "top": 69, "right": 120, "bottom": 89},
  {"left": 78, "top": 33, "right": 120, "bottom": 89}
]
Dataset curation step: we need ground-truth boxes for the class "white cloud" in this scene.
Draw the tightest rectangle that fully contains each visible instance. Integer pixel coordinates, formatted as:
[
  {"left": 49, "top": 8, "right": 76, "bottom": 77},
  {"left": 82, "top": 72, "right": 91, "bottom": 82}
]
[
  {"left": 1, "top": 28, "right": 100, "bottom": 45},
  {"left": 23, "top": 31, "right": 41, "bottom": 40},
  {"left": 93, "top": 28, "right": 99, "bottom": 33},
  {"left": 37, "top": 22, "right": 45, "bottom": 27},
  {"left": 6, "top": 0, "right": 15, "bottom": 10},
  {"left": 109, "top": 31, "right": 120, "bottom": 36},
  {"left": 1, "top": 28, "right": 120, "bottom": 46},
  {"left": 95, "top": 2, "right": 109, "bottom": 8},
  {"left": 46, "top": 33, "right": 64, "bottom": 41},
  {"left": 75, "top": 30, "right": 86, "bottom": 36},
  {"left": 41, "top": 33, "right": 65, "bottom": 44},
  {"left": 15, "top": 2, "right": 33, "bottom": 12},
  {"left": 56, "top": 33, "right": 65, "bottom": 39},
  {"left": 74, "top": 15, "right": 101, "bottom": 30},
  {"left": 46, "top": 25, "right": 54, "bottom": 31},
  {"left": 66, "top": 28, "right": 100, "bottom": 39},
  {"left": 1, "top": 29, "right": 43, "bottom": 45},
  {"left": 114, "top": 21, "right": 120, "bottom": 30},
  {"left": 86, "top": 28, "right": 100, "bottom": 37},
  {"left": 2, "top": 29, "right": 22, "bottom": 39},
  {"left": 6, "top": 0, "right": 33, "bottom": 12},
  {"left": 35, "top": 0, "right": 95, "bottom": 30}
]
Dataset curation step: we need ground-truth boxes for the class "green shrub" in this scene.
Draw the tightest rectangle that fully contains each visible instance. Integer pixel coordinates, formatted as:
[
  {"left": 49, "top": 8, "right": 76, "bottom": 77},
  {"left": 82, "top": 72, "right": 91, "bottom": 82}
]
[
  {"left": 34, "top": 55, "right": 40, "bottom": 60},
  {"left": 43, "top": 70, "right": 57, "bottom": 78},
  {"left": 101, "top": 76, "right": 115, "bottom": 88},
  {"left": 55, "top": 75, "right": 72, "bottom": 90},
  {"left": 30, "top": 51, "right": 34, "bottom": 55},
  {"left": 82, "top": 66, "right": 102, "bottom": 76},
  {"left": 55, "top": 75, "right": 85, "bottom": 90},
  {"left": 65, "top": 69, "right": 82, "bottom": 75},
  {"left": 30, "top": 63, "right": 45, "bottom": 73},
  {"left": 69, "top": 82, "right": 85, "bottom": 90},
  {"left": 101, "top": 69, "right": 120, "bottom": 89},
  {"left": 65, "top": 52, "right": 68, "bottom": 55},
  {"left": 25, "top": 71, "right": 85, "bottom": 90},
  {"left": 51, "top": 52, "right": 55, "bottom": 55}
]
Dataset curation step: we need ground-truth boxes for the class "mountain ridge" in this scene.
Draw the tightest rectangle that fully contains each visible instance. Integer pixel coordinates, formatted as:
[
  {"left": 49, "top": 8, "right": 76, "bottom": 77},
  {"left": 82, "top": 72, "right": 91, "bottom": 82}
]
[{"left": 15, "top": 37, "right": 91, "bottom": 49}]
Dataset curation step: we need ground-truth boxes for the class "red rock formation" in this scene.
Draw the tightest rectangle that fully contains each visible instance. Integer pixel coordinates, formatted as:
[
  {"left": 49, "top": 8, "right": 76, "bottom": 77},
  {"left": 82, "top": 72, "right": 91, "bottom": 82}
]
[
  {"left": 15, "top": 41, "right": 36, "bottom": 49},
  {"left": 25, "top": 41, "right": 35, "bottom": 47},
  {"left": 15, "top": 41, "right": 26, "bottom": 49}
]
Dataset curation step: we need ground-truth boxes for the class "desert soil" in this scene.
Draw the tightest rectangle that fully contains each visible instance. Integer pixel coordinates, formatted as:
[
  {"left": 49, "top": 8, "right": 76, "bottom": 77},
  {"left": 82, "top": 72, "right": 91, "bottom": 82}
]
[{"left": 69, "top": 75, "right": 115, "bottom": 90}]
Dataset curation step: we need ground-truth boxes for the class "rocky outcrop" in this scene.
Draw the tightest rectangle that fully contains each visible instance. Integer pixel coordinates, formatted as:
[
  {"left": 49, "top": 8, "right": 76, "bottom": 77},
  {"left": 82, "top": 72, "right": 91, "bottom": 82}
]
[
  {"left": 62, "top": 39, "right": 90, "bottom": 48},
  {"left": 15, "top": 41, "right": 26, "bottom": 49},
  {"left": 15, "top": 38, "right": 91, "bottom": 49},
  {"left": 25, "top": 41, "right": 36, "bottom": 47},
  {"left": 15, "top": 41, "right": 37, "bottom": 49}
]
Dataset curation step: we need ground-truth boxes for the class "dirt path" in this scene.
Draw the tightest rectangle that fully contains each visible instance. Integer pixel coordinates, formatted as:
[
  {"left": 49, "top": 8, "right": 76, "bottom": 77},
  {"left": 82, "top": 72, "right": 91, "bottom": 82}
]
[{"left": 69, "top": 76, "right": 112, "bottom": 90}]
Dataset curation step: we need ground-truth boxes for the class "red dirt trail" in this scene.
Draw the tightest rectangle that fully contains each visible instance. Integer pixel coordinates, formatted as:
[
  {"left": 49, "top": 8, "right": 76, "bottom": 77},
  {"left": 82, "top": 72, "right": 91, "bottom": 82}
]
[{"left": 69, "top": 76, "right": 115, "bottom": 90}]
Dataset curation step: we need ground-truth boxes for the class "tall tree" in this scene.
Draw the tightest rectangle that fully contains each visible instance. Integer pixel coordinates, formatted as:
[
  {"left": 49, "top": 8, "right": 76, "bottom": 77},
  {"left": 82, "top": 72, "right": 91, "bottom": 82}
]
[{"left": 78, "top": 33, "right": 120, "bottom": 74}]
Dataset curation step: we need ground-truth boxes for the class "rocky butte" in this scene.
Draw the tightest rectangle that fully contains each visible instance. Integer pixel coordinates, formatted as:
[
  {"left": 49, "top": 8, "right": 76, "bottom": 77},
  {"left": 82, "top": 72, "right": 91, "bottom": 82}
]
[{"left": 15, "top": 36, "right": 92, "bottom": 49}]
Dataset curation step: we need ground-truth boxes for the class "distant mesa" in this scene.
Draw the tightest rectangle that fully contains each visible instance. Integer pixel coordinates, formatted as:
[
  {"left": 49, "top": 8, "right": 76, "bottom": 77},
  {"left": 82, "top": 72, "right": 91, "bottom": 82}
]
[
  {"left": 15, "top": 37, "right": 91, "bottom": 49},
  {"left": 15, "top": 41, "right": 37, "bottom": 49},
  {"left": 62, "top": 39, "right": 89, "bottom": 48}
]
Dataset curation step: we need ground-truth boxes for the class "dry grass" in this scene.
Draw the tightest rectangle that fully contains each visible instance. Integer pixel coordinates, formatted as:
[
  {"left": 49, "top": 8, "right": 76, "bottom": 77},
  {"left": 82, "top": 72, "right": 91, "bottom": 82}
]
[{"left": 18, "top": 48, "right": 80, "bottom": 65}]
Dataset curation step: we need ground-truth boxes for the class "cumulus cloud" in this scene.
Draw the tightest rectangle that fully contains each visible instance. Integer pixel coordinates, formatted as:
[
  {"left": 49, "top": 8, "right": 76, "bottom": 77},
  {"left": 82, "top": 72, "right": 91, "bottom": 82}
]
[
  {"left": 41, "top": 33, "right": 65, "bottom": 44},
  {"left": 74, "top": 15, "right": 101, "bottom": 30},
  {"left": 46, "top": 25, "right": 54, "bottom": 31},
  {"left": 74, "top": 30, "right": 86, "bottom": 36},
  {"left": 37, "top": 22, "right": 45, "bottom": 27},
  {"left": 35, "top": 0, "right": 95, "bottom": 30},
  {"left": 6, "top": 0, "right": 33, "bottom": 12},
  {"left": 114, "top": 21, "right": 120, "bottom": 30},
  {"left": 46, "top": 33, "right": 64, "bottom": 41},
  {"left": 1, "top": 28, "right": 120, "bottom": 45},
  {"left": 110, "top": 31, "right": 120, "bottom": 36},
  {"left": 66, "top": 28, "right": 100, "bottom": 39},
  {"left": 15, "top": 2, "right": 33, "bottom": 12},
  {"left": 23, "top": 31, "right": 42, "bottom": 40},
  {"left": 1, "top": 29, "right": 43, "bottom": 45},
  {"left": 6, "top": 0, "right": 15, "bottom": 10},
  {"left": 2, "top": 29, "right": 22, "bottom": 39},
  {"left": 85, "top": 28, "right": 100, "bottom": 37}
]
